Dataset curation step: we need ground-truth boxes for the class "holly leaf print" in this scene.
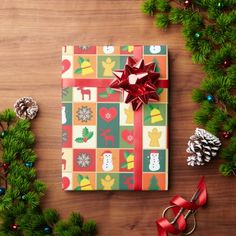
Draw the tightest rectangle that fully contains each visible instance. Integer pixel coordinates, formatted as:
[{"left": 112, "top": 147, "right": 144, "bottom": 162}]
[
  {"left": 75, "top": 186, "right": 81, "bottom": 191},
  {"left": 86, "top": 131, "right": 94, "bottom": 140},
  {"left": 99, "top": 92, "right": 108, "bottom": 98},
  {"left": 106, "top": 87, "right": 116, "bottom": 94},
  {"left": 75, "top": 137, "right": 84, "bottom": 143},
  {"left": 82, "top": 127, "right": 89, "bottom": 138},
  {"left": 124, "top": 151, "right": 130, "bottom": 159},
  {"left": 121, "top": 45, "right": 128, "bottom": 51},
  {"left": 121, "top": 163, "right": 128, "bottom": 168},
  {"left": 156, "top": 88, "right": 164, "bottom": 95},
  {"left": 77, "top": 174, "right": 83, "bottom": 183},
  {"left": 75, "top": 67, "right": 82, "bottom": 74},
  {"left": 78, "top": 57, "right": 84, "bottom": 64}
]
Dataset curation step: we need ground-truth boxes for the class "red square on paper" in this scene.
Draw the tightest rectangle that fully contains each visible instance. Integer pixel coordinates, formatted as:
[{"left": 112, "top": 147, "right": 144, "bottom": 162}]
[{"left": 73, "top": 149, "right": 96, "bottom": 172}]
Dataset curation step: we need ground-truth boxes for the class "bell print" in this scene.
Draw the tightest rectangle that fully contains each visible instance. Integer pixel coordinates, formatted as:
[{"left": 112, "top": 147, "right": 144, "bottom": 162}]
[
  {"left": 81, "top": 60, "right": 94, "bottom": 76},
  {"left": 150, "top": 108, "right": 163, "bottom": 124},
  {"left": 78, "top": 175, "right": 93, "bottom": 190}
]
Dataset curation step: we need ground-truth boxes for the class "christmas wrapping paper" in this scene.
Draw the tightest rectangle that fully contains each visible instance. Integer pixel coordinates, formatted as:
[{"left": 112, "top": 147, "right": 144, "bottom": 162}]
[{"left": 61, "top": 45, "right": 168, "bottom": 191}]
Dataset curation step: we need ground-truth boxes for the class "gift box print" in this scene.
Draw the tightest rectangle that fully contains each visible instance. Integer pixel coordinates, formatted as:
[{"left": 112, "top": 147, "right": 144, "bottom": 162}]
[{"left": 62, "top": 45, "right": 168, "bottom": 191}]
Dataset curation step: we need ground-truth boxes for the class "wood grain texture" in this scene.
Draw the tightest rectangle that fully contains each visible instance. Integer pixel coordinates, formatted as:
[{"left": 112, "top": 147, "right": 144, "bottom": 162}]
[{"left": 0, "top": 0, "right": 235, "bottom": 235}]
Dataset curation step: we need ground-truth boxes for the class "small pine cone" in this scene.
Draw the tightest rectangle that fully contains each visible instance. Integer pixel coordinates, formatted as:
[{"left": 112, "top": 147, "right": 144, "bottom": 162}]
[
  {"left": 186, "top": 128, "right": 221, "bottom": 166},
  {"left": 14, "top": 97, "right": 38, "bottom": 120}
]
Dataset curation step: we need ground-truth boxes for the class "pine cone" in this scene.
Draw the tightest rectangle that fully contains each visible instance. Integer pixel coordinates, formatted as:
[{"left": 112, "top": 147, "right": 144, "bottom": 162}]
[
  {"left": 14, "top": 97, "right": 38, "bottom": 120},
  {"left": 186, "top": 128, "right": 221, "bottom": 166}
]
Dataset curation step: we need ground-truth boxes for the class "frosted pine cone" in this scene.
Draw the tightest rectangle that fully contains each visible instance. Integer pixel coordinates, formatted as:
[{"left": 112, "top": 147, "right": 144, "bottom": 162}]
[
  {"left": 14, "top": 97, "right": 38, "bottom": 120},
  {"left": 187, "top": 128, "right": 221, "bottom": 166}
]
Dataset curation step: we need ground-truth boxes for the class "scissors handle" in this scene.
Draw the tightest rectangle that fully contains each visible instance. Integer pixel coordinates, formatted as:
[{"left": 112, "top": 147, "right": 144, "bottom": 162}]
[
  {"left": 183, "top": 211, "right": 197, "bottom": 235},
  {"left": 162, "top": 205, "right": 197, "bottom": 236},
  {"left": 162, "top": 205, "right": 184, "bottom": 224}
]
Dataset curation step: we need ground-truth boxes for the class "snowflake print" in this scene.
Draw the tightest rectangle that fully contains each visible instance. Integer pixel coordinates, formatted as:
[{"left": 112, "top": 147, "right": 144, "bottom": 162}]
[
  {"left": 62, "top": 88, "right": 69, "bottom": 98},
  {"left": 62, "top": 129, "right": 68, "bottom": 143},
  {"left": 77, "top": 153, "right": 91, "bottom": 168},
  {"left": 105, "top": 112, "right": 111, "bottom": 120},
  {"left": 77, "top": 106, "right": 93, "bottom": 122},
  {"left": 79, "top": 45, "right": 90, "bottom": 51},
  {"left": 127, "top": 134, "right": 134, "bottom": 142}
]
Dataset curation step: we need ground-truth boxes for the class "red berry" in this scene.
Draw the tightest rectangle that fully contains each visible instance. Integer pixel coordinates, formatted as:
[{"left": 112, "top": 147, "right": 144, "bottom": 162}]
[
  {"left": 184, "top": 0, "right": 192, "bottom": 8},
  {"left": 83, "top": 137, "right": 88, "bottom": 142},
  {"left": 2, "top": 163, "right": 9, "bottom": 171},
  {"left": 223, "top": 59, "right": 231, "bottom": 68},
  {"left": 222, "top": 131, "right": 232, "bottom": 139},
  {"left": 12, "top": 224, "right": 18, "bottom": 230}
]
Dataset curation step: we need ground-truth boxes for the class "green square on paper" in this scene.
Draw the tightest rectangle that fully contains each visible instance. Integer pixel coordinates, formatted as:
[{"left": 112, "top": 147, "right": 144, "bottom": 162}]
[
  {"left": 119, "top": 126, "right": 134, "bottom": 148},
  {"left": 97, "top": 56, "right": 120, "bottom": 78},
  {"left": 143, "top": 149, "right": 166, "bottom": 172},
  {"left": 120, "top": 56, "right": 128, "bottom": 69},
  {"left": 144, "top": 103, "right": 167, "bottom": 126},
  {"left": 62, "top": 87, "right": 72, "bottom": 102},
  {"left": 119, "top": 173, "right": 134, "bottom": 190},
  {"left": 144, "top": 45, "right": 166, "bottom": 55},
  {"left": 97, "top": 173, "right": 119, "bottom": 190}
]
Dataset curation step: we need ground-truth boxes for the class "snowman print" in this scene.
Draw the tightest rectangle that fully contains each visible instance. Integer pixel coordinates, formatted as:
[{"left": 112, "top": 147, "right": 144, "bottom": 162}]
[
  {"left": 148, "top": 151, "right": 160, "bottom": 171},
  {"left": 62, "top": 106, "right": 67, "bottom": 124},
  {"left": 103, "top": 46, "right": 115, "bottom": 54},
  {"left": 149, "top": 45, "right": 161, "bottom": 54},
  {"left": 101, "top": 151, "right": 113, "bottom": 171}
]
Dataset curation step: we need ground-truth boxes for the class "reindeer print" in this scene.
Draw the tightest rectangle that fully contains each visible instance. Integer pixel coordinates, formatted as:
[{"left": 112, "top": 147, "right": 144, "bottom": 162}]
[
  {"left": 62, "top": 159, "right": 66, "bottom": 170},
  {"left": 99, "top": 128, "right": 115, "bottom": 146},
  {"left": 62, "top": 152, "right": 66, "bottom": 170},
  {"left": 77, "top": 87, "right": 91, "bottom": 100}
]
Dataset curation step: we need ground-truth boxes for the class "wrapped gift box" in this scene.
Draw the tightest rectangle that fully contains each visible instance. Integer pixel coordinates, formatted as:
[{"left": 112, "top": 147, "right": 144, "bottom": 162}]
[{"left": 61, "top": 45, "right": 169, "bottom": 191}]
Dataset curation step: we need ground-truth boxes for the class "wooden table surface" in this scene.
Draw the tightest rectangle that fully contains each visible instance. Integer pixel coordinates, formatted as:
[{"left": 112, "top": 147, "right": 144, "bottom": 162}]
[{"left": 0, "top": 1, "right": 235, "bottom": 235}]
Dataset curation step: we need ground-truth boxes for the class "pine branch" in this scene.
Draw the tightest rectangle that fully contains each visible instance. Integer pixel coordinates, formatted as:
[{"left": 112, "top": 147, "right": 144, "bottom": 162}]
[
  {"left": 142, "top": 0, "right": 236, "bottom": 176},
  {"left": 0, "top": 110, "right": 96, "bottom": 235}
]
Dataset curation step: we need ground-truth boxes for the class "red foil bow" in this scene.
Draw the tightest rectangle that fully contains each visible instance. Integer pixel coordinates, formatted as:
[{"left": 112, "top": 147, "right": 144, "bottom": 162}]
[
  {"left": 110, "top": 57, "right": 160, "bottom": 111},
  {"left": 156, "top": 176, "right": 207, "bottom": 236}
]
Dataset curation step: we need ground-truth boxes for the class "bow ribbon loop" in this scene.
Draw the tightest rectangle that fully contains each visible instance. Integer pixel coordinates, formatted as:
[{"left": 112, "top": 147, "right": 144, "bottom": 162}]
[{"left": 110, "top": 56, "right": 161, "bottom": 111}]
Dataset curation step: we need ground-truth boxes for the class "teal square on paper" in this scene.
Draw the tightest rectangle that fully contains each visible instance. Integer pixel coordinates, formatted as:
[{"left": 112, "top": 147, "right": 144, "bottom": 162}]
[
  {"left": 143, "top": 149, "right": 166, "bottom": 172},
  {"left": 144, "top": 45, "right": 166, "bottom": 55}
]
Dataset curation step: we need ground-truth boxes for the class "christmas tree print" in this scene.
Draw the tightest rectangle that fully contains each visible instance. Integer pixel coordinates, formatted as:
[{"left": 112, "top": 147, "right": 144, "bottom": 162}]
[
  {"left": 152, "top": 58, "right": 164, "bottom": 96},
  {"left": 148, "top": 175, "right": 160, "bottom": 190},
  {"left": 75, "top": 127, "right": 93, "bottom": 143}
]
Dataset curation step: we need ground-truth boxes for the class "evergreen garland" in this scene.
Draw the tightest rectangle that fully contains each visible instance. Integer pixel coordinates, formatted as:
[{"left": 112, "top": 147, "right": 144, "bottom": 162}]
[
  {"left": 0, "top": 109, "right": 96, "bottom": 236},
  {"left": 141, "top": 0, "right": 236, "bottom": 176}
]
